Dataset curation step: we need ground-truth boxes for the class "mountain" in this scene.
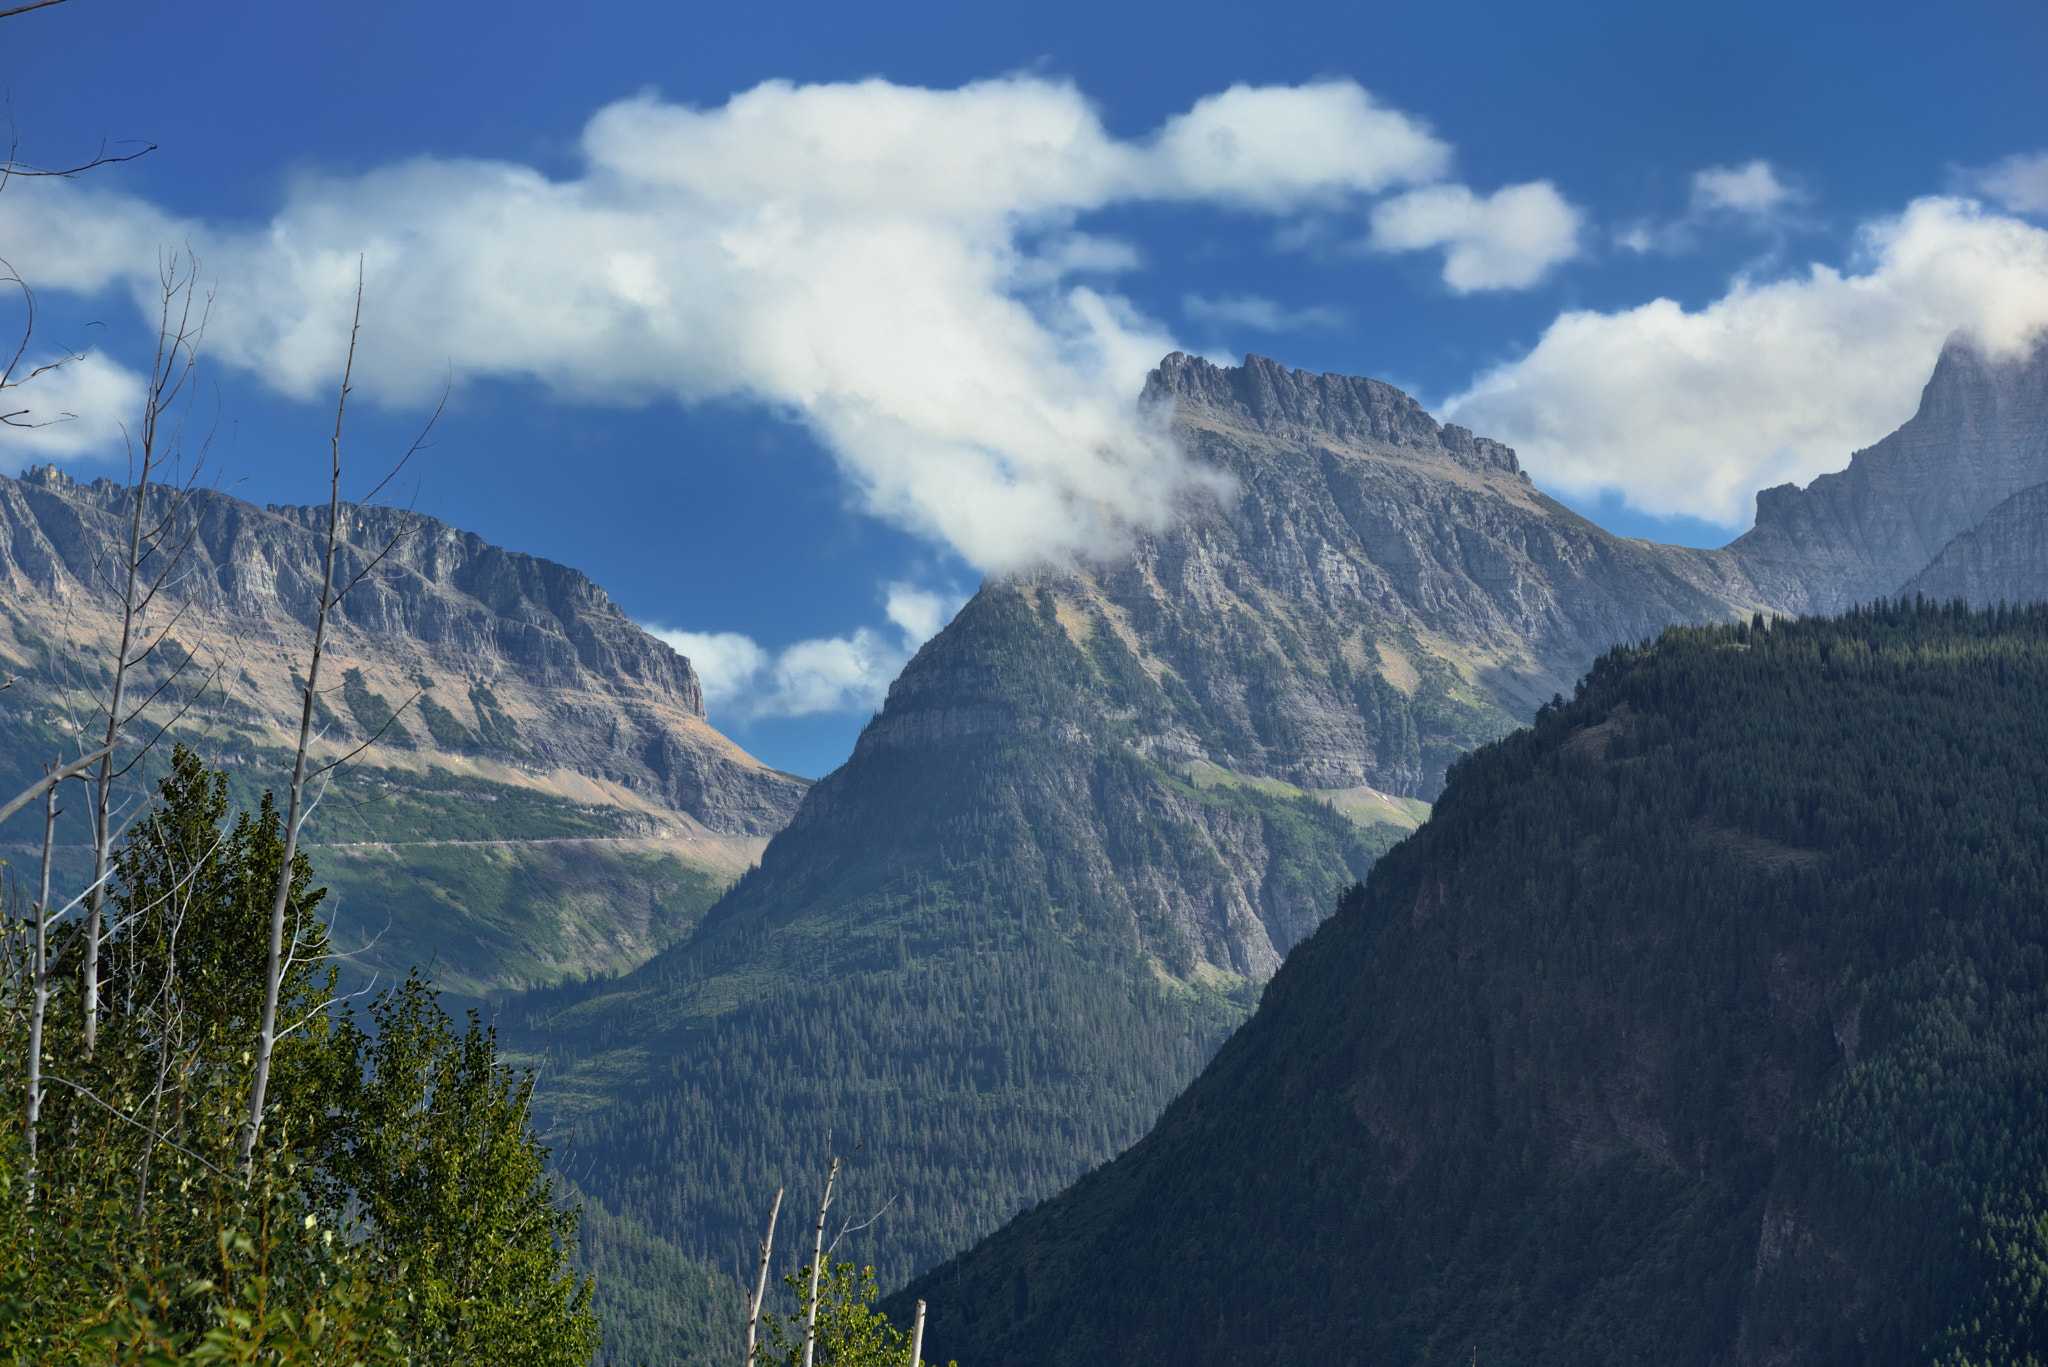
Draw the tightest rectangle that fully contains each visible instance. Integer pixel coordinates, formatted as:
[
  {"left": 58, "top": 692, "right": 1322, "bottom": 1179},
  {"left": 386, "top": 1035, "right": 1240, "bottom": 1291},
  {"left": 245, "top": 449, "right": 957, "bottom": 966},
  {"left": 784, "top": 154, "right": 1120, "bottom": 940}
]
[
  {"left": 0, "top": 465, "right": 806, "bottom": 995},
  {"left": 513, "top": 352, "right": 1785, "bottom": 1360},
  {"left": 1728, "top": 334, "right": 2048, "bottom": 614},
  {"left": 893, "top": 603, "right": 2048, "bottom": 1367},
  {"left": 1901, "top": 476, "right": 2048, "bottom": 606}
]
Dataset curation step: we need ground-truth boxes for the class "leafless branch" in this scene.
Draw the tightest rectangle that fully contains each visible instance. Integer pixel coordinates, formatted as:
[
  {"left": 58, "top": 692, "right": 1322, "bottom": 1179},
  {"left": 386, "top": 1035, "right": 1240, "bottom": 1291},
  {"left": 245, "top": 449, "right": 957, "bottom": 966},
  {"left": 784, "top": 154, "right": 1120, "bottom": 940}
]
[
  {"left": 0, "top": 1, "right": 72, "bottom": 23},
  {"left": 745, "top": 1187, "right": 784, "bottom": 1367},
  {"left": 0, "top": 742, "right": 113, "bottom": 827},
  {"left": 825, "top": 1190, "right": 900, "bottom": 1258}
]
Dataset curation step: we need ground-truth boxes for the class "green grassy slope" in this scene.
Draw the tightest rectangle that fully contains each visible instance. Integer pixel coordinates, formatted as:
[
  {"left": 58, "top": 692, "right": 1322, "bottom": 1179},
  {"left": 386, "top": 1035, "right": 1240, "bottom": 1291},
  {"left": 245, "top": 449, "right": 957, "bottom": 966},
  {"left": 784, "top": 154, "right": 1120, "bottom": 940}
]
[
  {"left": 892, "top": 601, "right": 2048, "bottom": 1367},
  {"left": 0, "top": 692, "right": 745, "bottom": 998}
]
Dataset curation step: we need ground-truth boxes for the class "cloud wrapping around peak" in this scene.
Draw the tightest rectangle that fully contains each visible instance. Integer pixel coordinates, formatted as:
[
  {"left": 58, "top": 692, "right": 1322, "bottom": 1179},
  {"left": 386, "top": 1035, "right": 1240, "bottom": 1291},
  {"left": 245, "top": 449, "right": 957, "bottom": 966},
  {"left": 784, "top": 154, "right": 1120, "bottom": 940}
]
[
  {"left": 1367, "top": 181, "right": 1582, "bottom": 291},
  {"left": 0, "top": 75, "right": 1529, "bottom": 573},
  {"left": 1448, "top": 196, "right": 2048, "bottom": 526}
]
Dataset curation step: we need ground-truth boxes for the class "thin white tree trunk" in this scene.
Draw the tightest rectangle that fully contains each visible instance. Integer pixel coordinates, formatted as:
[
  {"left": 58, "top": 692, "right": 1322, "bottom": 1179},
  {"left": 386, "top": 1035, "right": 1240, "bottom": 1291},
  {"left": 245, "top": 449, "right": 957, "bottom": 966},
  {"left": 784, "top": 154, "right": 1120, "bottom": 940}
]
[
  {"left": 83, "top": 457, "right": 151, "bottom": 1057},
  {"left": 908, "top": 1299, "right": 925, "bottom": 1367},
  {"left": 80, "top": 258, "right": 205, "bottom": 1058},
  {"left": 241, "top": 291, "right": 361, "bottom": 1175},
  {"left": 24, "top": 773, "right": 57, "bottom": 1202},
  {"left": 745, "top": 1187, "right": 783, "bottom": 1367},
  {"left": 802, "top": 1155, "right": 843, "bottom": 1367}
]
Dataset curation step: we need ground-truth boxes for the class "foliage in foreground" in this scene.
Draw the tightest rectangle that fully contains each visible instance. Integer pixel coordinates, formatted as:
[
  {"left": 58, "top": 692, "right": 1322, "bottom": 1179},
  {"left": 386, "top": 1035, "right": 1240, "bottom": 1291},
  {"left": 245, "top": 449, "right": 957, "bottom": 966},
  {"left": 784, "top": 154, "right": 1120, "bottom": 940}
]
[{"left": 0, "top": 747, "right": 599, "bottom": 1364}]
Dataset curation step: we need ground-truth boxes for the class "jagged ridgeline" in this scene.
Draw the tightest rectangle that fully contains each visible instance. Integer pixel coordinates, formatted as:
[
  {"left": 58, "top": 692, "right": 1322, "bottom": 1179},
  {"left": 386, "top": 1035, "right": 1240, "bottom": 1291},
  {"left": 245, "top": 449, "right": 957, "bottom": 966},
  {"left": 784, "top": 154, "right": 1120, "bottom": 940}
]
[
  {"left": 510, "top": 354, "right": 1782, "bottom": 1360},
  {"left": 0, "top": 467, "right": 806, "bottom": 996},
  {"left": 893, "top": 602, "right": 2048, "bottom": 1367}
]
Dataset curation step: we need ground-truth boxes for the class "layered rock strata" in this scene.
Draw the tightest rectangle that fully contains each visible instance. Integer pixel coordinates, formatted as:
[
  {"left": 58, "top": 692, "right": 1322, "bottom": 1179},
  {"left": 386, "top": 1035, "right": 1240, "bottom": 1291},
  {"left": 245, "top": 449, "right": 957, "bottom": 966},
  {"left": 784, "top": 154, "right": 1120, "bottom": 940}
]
[{"left": 0, "top": 467, "right": 804, "bottom": 836}]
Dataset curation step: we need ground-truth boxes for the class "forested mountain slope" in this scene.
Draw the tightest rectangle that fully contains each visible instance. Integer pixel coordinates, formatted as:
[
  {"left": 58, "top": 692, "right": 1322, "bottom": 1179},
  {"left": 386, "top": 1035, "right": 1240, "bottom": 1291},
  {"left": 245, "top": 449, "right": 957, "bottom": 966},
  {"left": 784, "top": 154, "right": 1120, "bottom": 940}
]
[
  {"left": 0, "top": 466, "right": 803, "bottom": 994},
  {"left": 512, "top": 353, "right": 1783, "bottom": 1348},
  {"left": 894, "top": 602, "right": 2048, "bottom": 1367}
]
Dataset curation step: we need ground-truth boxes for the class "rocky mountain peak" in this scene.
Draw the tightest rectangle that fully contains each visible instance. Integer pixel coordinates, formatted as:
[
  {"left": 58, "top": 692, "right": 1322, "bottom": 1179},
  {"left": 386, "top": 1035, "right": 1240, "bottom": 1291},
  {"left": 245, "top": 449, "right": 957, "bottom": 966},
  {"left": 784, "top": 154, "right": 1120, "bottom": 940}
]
[
  {"left": 1144, "top": 352, "right": 1525, "bottom": 477},
  {"left": 0, "top": 470, "right": 805, "bottom": 835},
  {"left": 1730, "top": 332, "right": 2048, "bottom": 614}
]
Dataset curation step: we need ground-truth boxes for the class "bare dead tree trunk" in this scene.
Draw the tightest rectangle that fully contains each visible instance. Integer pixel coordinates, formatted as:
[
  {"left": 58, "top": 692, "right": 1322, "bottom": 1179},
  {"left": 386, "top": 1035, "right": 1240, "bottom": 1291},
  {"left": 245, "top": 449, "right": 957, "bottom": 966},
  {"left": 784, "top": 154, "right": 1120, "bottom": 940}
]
[
  {"left": 239, "top": 296, "right": 358, "bottom": 1177},
  {"left": 802, "top": 1155, "right": 843, "bottom": 1367},
  {"left": 81, "top": 453, "right": 149, "bottom": 1058},
  {"left": 909, "top": 1299, "right": 926, "bottom": 1367},
  {"left": 24, "top": 770, "right": 57, "bottom": 1202},
  {"left": 238, "top": 266, "right": 430, "bottom": 1173},
  {"left": 82, "top": 257, "right": 205, "bottom": 1057},
  {"left": 745, "top": 1187, "right": 784, "bottom": 1367}
]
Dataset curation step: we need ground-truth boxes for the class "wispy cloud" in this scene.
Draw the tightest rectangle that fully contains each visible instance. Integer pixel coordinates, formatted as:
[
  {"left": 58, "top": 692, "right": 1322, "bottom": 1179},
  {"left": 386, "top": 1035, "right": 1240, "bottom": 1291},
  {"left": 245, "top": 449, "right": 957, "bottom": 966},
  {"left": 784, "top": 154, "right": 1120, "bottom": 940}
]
[
  {"left": 1964, "top": 150, "right": 2048, "bottom": 216},
  {"left": 647, "top": 582, "right": 967, "bottom": 722},
  {"left": 1618, "top": 159, "right": 1808, "bottom": 255},
  {"left": 1181, "top": 292, "right": 1344, "bottom": 333},
  {"left": 1691, "top": 160, "right": 1798, "bottom": 215}
]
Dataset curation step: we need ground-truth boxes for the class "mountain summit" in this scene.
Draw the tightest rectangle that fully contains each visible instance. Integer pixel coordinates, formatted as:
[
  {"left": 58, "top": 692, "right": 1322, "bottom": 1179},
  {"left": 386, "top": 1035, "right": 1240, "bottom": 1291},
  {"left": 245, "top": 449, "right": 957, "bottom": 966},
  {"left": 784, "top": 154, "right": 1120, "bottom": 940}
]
[
  {"left": 1730, "top": 334, "right": 2048, "bottom": 614},
  {"left": 0, "top": 464, "right": 805, "bottom": 835},
  {"left": 0, "top": 468, "right": 806, "bottom": 994},
  {"left": 519, "top": 352, "right": 1779, "bottom": 1329}
]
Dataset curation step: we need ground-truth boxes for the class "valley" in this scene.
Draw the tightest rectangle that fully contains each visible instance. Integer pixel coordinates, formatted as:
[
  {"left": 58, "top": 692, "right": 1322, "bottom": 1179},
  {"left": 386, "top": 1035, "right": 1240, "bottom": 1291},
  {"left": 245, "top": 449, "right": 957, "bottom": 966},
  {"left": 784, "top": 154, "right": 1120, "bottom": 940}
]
[{"left": 5, "top": 335, "right": 2047, "bottom": 1366}]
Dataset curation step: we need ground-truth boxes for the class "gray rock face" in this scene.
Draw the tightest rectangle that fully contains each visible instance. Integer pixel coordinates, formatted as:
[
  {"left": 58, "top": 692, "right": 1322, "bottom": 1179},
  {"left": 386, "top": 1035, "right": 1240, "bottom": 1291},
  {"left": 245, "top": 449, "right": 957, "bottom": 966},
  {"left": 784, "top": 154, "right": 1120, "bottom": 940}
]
[
  {"left": 0, "top": 467, "right": 805, "bottom": 836},
  {"left": 1059, "top": 352, "right": 1765, "bottom": 797},
  {"left": 1899, "top": 479, "right": 2048, "bottom": 607},
  {"left": 766, "top": 351, "right": 1777, "bottom": 983},
  {"left": 1729, "top": 336, "right": 2048, "bottom": 614}
]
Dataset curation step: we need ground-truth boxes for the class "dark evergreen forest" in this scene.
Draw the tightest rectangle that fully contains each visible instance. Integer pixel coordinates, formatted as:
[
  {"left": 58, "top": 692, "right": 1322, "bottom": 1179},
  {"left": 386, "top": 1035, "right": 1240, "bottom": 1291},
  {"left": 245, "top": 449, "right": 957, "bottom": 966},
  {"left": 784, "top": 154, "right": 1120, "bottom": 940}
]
[{"left": 890, "top": 601, "right": 2048, "bottom": 1366}]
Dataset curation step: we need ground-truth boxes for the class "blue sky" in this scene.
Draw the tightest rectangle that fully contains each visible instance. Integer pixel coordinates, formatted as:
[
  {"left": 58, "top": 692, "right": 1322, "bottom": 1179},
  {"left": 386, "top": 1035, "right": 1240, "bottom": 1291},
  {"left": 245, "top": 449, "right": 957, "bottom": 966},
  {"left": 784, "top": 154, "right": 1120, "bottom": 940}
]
[{"left": 4, "top": 0, "right": 2047, "bottom": 777}]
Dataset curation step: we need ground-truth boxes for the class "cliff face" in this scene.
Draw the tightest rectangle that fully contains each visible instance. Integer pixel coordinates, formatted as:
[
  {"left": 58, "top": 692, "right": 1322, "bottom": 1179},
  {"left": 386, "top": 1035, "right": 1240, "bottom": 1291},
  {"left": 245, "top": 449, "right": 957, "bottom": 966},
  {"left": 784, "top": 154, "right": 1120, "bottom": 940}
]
[
  {"left": 0, "top": 466, "right": 805, "bottom": 836},
  {"left": 1900, "top": 478, "right": 2048, "bottom": 607},
  {"left": 1083, "top": 352, "right": 1765, "bottom": 797},
  {"left": 1729, "top": 336, "right": 2048, "bottom": 614}
]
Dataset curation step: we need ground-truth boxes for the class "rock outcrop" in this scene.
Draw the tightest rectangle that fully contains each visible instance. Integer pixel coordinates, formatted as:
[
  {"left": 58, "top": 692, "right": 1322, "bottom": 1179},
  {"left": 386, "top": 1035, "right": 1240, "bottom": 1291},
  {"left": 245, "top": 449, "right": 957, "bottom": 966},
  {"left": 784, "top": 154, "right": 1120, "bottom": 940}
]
[
  {"left": 1728, "top": 335, "right": 2048, "bottom": 614},
  {"left": 1054, "top": 352, "right": 1766, "bottom": 796},
  {"left": 0, "top": 467, "right": 805, "bottom": 836}
]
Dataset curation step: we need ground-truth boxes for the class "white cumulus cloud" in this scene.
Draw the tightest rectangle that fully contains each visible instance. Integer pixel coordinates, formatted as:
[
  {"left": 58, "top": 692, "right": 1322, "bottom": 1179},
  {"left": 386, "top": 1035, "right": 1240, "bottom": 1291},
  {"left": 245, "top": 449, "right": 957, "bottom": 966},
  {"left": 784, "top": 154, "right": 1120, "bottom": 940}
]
[
  {"left": 0, "top": 76, "right": 1501, "bottom": 573},
  {"left": 649, "top": 581, "right": 965, "bottom": 721},
  {"left": 1446, "top": 196, "right": 2048, "bottom": 526},
  {"left": 1367, "top": 181, "right": 1582, "bottom": 291}
]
